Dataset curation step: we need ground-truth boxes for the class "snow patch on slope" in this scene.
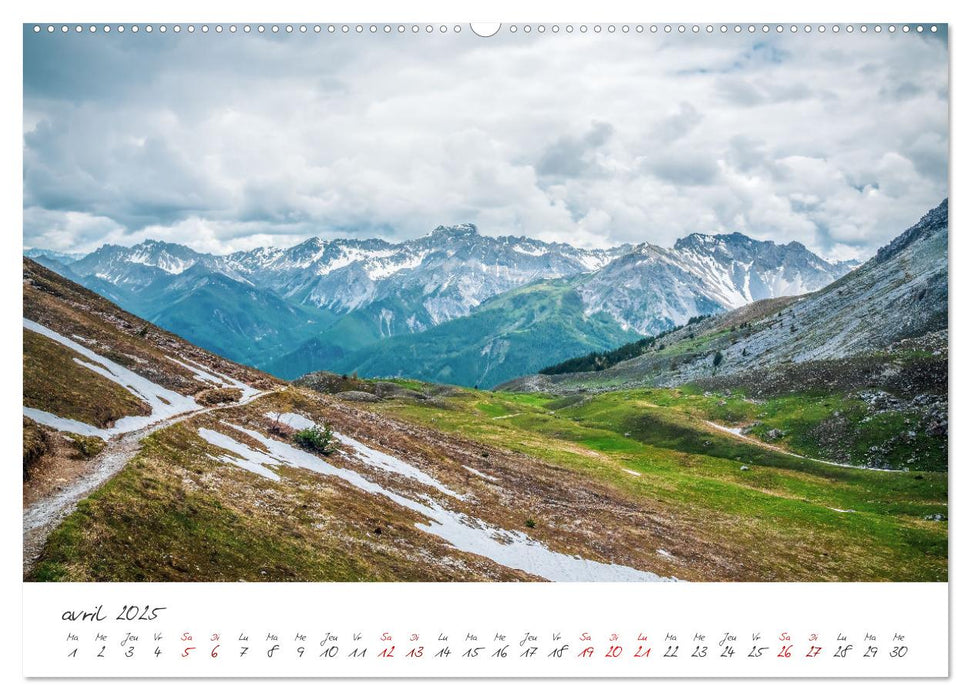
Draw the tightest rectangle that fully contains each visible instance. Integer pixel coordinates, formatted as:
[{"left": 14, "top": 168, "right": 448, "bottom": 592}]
[
  {"left": 168, "top": 356, "right": 260, "bottom": 401},
  {"left": 199, "top": 421, "right": 671, "bottom": 582},
  {"left": 23, "top": 318, "right": 200, "bottom": 438},
  {"left": 267, "top": 411, "right": 462, "bottom": 499}
]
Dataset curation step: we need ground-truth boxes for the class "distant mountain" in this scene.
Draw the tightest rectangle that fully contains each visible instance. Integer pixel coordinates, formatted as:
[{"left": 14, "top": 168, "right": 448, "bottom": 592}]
[
  {"left": 23, "top": 248, "right": 84, "bottom": 266},
  {"left": 278, "top": 279, "right": 641, "bottom": 388},
  {"left": 27, "top": 254, "right": 76, "bottom": 280},
  {"left": 504, "top": 199, "right": 948, "bottom": 394},
  {"left": 27, "top": 224, "right": 856, "bottom": 384},
  {"left": 576, "top": 233, "right": 856, "bottom": 335},
  {"left": 135, "top": 267, "right": 336, "bottom": 368},
  {"left": 33, "top": 260, "right": 333, "bottom": 369},
  {"left": 280, "top": 231, "right": 857, "bottom": 387},
  {"left": 224, "top": 225, "right": 626, "bottom": 341},
  {"left": 68, "top": 240, "right": 205, "bottom": 279}
]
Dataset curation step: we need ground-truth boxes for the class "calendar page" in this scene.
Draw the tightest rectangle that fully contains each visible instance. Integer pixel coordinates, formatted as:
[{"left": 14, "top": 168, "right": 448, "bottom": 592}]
[{"left": 18, "top": 6, "right": 951, "bottom": 684}]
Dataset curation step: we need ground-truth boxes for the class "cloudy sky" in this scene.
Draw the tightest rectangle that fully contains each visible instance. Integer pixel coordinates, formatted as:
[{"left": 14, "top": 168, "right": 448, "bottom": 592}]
[{"left": 23, "top": 26, "right": 948, "bottom": 260}]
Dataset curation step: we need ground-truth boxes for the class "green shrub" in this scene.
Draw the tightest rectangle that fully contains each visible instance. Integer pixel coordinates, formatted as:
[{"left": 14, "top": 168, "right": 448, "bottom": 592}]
[{"left": 294, "top": 424, "right": 335, "bottom": 455}]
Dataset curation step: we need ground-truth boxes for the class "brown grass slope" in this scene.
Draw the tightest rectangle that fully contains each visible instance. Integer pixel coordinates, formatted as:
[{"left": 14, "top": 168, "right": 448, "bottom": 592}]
[{"left": 23, "top": 257, "right": 280, "bottom": 397}]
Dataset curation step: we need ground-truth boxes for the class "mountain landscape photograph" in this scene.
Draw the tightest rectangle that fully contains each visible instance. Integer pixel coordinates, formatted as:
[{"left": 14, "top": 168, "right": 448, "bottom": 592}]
[{"left": 22, "top": 24, "right": 948, "bottom": 583}]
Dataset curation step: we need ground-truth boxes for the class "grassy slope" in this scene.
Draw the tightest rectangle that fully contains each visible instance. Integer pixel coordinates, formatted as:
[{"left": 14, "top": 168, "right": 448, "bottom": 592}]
[
  {"left": 370, "top": 384, "right": 946, "bottom": 582},
  {"left": 22, "top": 258, "right": 283, "bottom": 486},
  {"left": 529, "top": 342, "right": 948, "bottom": 472},
  {"left": 651, "top": 384, "right": 946, "bottom": 472},
  {"left": 31, "top": 421, "right": 411, "bottom": 582},
  {"left": 30, "top": 379, "right": 946, "bottom": 582},
  {"left": 30, "top": 404, "right": 531, "bottom": 583},
  {"left": 23, "top": 329, "right": 152, "bottom": 427}
]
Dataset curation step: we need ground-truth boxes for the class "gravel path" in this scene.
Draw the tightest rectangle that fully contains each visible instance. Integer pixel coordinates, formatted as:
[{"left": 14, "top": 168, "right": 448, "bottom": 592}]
[
  {"left": 23, "top": 390, "right": 277, "bottom": 575},
  {"left": 703, "top": 420, "right": 896, "bottom": 471}
]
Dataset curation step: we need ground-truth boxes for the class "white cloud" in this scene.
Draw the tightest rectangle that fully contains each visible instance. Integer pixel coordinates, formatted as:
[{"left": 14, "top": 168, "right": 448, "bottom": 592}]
[
  {"left": 23, "top": 208, "right": 126, "bottom": 253},
  {"left": 23, "top": 30, "right": 948, "bottom": 260}
]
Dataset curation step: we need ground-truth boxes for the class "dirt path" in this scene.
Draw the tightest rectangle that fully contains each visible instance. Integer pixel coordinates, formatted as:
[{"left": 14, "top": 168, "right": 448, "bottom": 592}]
[
  {"left": 23, "top": 389, "right": 278, "bottom": 574},
  {"left": 702, "top": 420, "right": 895, "bottom": 471}
]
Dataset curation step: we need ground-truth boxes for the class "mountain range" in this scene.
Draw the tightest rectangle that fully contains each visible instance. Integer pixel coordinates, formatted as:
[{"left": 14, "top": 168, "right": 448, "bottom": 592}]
[
  {"left": 27, "top": 224, "right": 856, "bottom": 387},
  {"left": 507, "top": 199, "right": 948, "bottom": 396}
]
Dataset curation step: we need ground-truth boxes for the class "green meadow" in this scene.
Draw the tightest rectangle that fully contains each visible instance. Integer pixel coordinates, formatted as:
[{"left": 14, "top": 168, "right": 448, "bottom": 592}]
[{"left": 373, "top": 383, "right": 947, "bottom": 581}]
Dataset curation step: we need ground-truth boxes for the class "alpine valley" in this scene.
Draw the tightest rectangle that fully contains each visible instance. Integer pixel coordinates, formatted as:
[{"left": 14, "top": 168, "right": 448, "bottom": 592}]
[
  {"left": 22, "top": 201, "right": 948, "bottom": 583},
  {"left": 28, "top": 224, "right": 856, "bottom": 388}
]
